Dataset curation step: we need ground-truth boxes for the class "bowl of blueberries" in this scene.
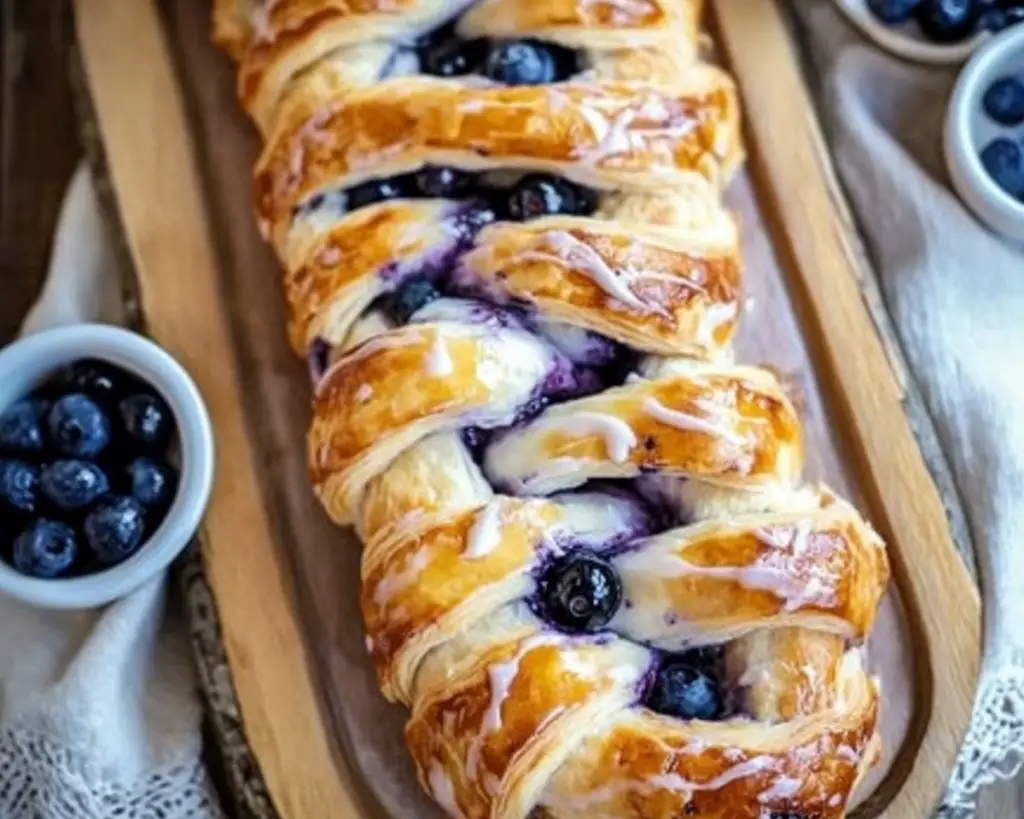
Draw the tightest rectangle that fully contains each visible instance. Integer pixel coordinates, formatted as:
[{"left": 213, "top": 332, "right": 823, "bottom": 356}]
[
  {"left": 838, "top": 1, "right": 1024, "bottom": 64},
  {"left": 0, "top": 324, "right": 214, "bottom": 609},
  {"left": 945, "top": 24, "right": 1024, "bottom": 241}
]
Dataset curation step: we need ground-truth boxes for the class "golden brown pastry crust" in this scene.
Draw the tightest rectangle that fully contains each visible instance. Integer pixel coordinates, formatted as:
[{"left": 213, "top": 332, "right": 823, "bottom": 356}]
[
  {"left": 213, "top": 4, "right": 890, "bottom": 817},
  {"left": 255, "top": 69, "right": 743, "bottom": 236}
]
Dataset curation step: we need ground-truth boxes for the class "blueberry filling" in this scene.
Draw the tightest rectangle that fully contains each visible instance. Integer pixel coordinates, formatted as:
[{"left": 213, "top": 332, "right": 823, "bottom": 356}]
[
  {"left": 534, "top": 551, "right": 622, "bottom": 632},
  {"left": 422, "top": 35, "right": 490, "bottom": 77},
  {"left": 418, "top": 27, "right": 581, "bottom": 85},
  {"left": 645, "top": 650, "right": 727, "bottom": 721},
  {"left": 294, "top": 169, "right": 598, "bottom": 224},
  {"left": 381, "top": 280, "right": 443, "bottom": 325},
  {"left": 483, "top": 40, "right": 579, "bottom": 86},
  {"left": 505, "top": 174, "right": 597, "bottom": 221}
]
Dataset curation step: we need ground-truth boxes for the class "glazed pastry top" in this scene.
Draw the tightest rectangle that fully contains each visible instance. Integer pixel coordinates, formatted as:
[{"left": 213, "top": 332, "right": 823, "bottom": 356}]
[{"left": 212, "top": 2, "right": 890, "bottom": 818}]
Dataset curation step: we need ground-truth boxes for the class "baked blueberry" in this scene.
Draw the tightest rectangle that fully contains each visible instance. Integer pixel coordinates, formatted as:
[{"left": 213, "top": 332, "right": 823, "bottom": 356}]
[
  {"left": 484, "top": 40, "right": 562, "bottom": 86},
  {"left": 126, "top": 457, "right": 177, "bottom": 509},
  {"left": 415, "top": 166, "right": 476, "bottom": 198},
  {"left": 0, "top": 459, "right": 40, "bottom": 514},
  {"left": 383, "top": 280, "right": 442, "bottom": 324},
  {"left": 346, "top": 176, "right": 412, "bottom": 212},
  {"left": 0, "top": 399, "right": 48, "bottom": 457},
  {"left": 12, "top": 519, "right": 78, "bottom": 578},
  {"left": 536, "top": 551, "right": 622, "bottom": 632},
  {"left": 118, "top": 392, "right": 174, "bottom": 453},
  {"left": 983, "top": 77, "right": 1024, "bottom": 126},
  {"left": 866, "top": 0, "right": 925, "bottom": 23},
  {"left": 980, "top": 138, "right": 1024, "bottom": 199},
  {"left": 646, "top": 657, "right": 723, "bottom": 720},
  {"left": 915, "top": 0, "right": 979, "bottom": 42},
  {"left": 506, "top": 175, "right": 597, "bottom": 221},
  {"left": 61, "top": 359, "right": 130, "bottom": 405},
  {"left": 422, "top": 37, "right": 488, "bottom": 77},
  {"left": 84, "top": 495, "right": 146, "bottom": 565},
  {"left": 48, "top": 394, "right": 111, "bottom": 458},
  {"left": 40, "top": 459, "right": 110, "bottom": 512}
]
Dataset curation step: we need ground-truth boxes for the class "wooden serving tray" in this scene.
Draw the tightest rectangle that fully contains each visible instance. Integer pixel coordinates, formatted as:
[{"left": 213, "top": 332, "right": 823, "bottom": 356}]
[{"left": 75, "top": 1, "right": 981, "bottom": 817}]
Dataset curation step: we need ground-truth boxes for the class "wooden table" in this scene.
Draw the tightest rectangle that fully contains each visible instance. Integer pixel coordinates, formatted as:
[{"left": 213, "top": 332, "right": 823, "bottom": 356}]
[{"left": 1, "top": 1, "right": 1018, "bottom": 816}]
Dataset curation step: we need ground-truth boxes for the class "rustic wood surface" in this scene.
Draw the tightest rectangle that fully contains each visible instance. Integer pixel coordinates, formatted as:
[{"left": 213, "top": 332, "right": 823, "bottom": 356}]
[{"left": 4, "top": 0, "right": 1017, "bottom": 817}]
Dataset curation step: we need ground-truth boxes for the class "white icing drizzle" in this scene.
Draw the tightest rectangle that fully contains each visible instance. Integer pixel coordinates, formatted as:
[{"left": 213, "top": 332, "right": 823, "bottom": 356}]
[
  {"left": 372, "top": 547, "right": 431, "bottom": 606},
  {"left": 836, "top": 744, "right": 860, "bottom": 763},
  {"left": 459, "top": 98, "right": 486, "bottom": 114},
  {"left": 364, "top": 635, "right": 374, "bottom": 653},
  {"left": 629, "top": 552, "right": 837, "bottom": 612},
  {"left": 521, "top": 231, "right": 652, "bottom": 312},
  {"left": 828, "top": 793, "right": 843, "bottom": 808},
  {"left": 249, "top": 3, "right": 273, "bottom": 42},
  {"left": 753, "top": 519, "right": 814, "bottom": 553},
  {"left": 464, "top": 501, "right": 503, "bottom": 559},
  {"left": 317, "top": 245, "right": 341, "bottom": 266},
  {"left": 550, "top": 755, "right": 780, "bottom": 812},
  {"left": 696, "top": 300, "right": 739, "bottom": 348},
  {"left": 579, "top": 0, "right": 657, "bottom": 22},
  {"left": 425, "top": 334, "right": 453, "bottom": 377},
  {"left": 542, "top": 412, "right": 637, "bottom": 464},
  {"left": 321, "top": 332, "right": 419, "bottom": 388},
  {"left": 757, "top": 776, "right": 802, "bottom": 803},
  {"left": 354, "top": 384, "right": 373, "bottom": 403},
  {"left": 466, "top": 635, "right": 564, "bottom": 779},
  {"left": 428, "top": 763, "right": 464, "bottom": 819},
  {"left": 642, "top": 396, "right": 748, "bottom": 446}
]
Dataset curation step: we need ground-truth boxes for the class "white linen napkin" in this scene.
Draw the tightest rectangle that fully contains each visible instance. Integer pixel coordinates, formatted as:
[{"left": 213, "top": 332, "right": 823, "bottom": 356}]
[
  {"left": 792, "top": 3, "right": 1024, "bottom": 816},
  {"left": 0, "top": 165, "right": 222, "bottom": 819}
]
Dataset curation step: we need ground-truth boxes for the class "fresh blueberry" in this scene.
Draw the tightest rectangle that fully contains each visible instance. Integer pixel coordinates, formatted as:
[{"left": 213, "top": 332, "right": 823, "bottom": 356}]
[
  {"left": 535, "top": 551, "right": 622, "bottom": 632},
  {"left": 506, "top": 175, "right": 597, "bottom": 220},
  {"left": 126, "top": 457, "right": 177, "bottom": 509},
  {"left": 118, "top": 392, "right": 174, "bottom": 453},
  {"left": 422, "top": 37, "right": 488, "bottom": 77},
  {"left": 83, "top": 495, "right": 146, "bottom": 565},
  {"left": 867, "top": 0, "right": 925, "bottom": 22},
  {"left": 983, "top": 77, "right": 1024, "bottom": 126},
  {"left": 645, "top": 657, "right": 723, "bottom": 720},
  {"left": 0, "top": 460, "right": 40, "bottom": 514},
  {"left": 61, "top": 358, "right": 131, "bottom": 405},
  {"left": 980, "top": 137, "right": 1024, "bottom": 199},
  {"left": 11, "top": 519, "right": 78, "bottom": 578},
  {"left": 47, "top": 394, "right": 111, "bottom": 459},
  {"left": 382, "top": 280, "right": 442, "bottom": 325},
  {"left": 0, "top": 399, "right": 48, "bottom": 456},
  {"left": 40, "top": 459, "right": 110, "bottom": 512},
  {"left": 346, "top": 176, "right": 412, "bottom": 212},
  {"left": 915, "top": 0, "right": 979, "bottom": 42},
  {"left": 484, "top": 40, "right": 560, "bottom": 86},
  {"left": 415, "top": 166, "right": 476, "bottom": 198}
]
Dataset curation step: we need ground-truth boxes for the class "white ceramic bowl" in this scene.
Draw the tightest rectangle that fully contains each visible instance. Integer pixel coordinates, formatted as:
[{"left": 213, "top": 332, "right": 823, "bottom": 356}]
[
  {"left": 945, "top": 25, "right": 1024, "bottom": 244},
  {"left": 833, "top": 0, "right": 988, "bottom": 64},
  {"left": 0, "top": 324, "right": 214, "bottom": 609}
]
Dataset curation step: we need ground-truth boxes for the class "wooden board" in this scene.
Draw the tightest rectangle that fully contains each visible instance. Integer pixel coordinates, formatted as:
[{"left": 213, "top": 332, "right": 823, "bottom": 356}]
[{"left": 74, "top": 1, "right": 981, "bottom": 817}]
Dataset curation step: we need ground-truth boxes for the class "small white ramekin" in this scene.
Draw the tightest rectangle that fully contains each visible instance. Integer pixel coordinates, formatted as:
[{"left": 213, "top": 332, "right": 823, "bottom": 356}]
[
  {"left": 0, "top": 324, "right": 214, "bottom": 609},
  {"left": 945, "top": 25, "right": 1024, "bottom": 244},
  {"left": 833, "top": 0, "right": 987, "bottom": 65}
]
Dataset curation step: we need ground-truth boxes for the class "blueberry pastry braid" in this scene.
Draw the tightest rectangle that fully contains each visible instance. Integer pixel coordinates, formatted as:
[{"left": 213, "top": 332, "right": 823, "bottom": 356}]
[{"left": 213, "top": 3, "right": 891, "bottom": 817}]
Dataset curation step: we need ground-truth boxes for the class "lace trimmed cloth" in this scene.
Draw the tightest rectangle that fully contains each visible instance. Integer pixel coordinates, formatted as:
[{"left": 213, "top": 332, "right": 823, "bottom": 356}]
[
  {"left": 793, "top": 2, "right": 1024, "bottom": 815},
  {"left": 0, "top": 167, "right": 223, "bottom": 819}
]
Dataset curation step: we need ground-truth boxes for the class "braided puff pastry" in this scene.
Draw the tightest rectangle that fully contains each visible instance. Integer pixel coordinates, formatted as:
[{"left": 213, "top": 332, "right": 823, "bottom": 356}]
[{"left": 213, "top": 2, "right": 890, "bottom": 817}]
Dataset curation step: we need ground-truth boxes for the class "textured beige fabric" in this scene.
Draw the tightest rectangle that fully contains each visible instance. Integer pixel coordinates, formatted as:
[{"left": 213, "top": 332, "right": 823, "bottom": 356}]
[{"left": 793, "top": 3, "right": 1024, "bottom": 815}]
